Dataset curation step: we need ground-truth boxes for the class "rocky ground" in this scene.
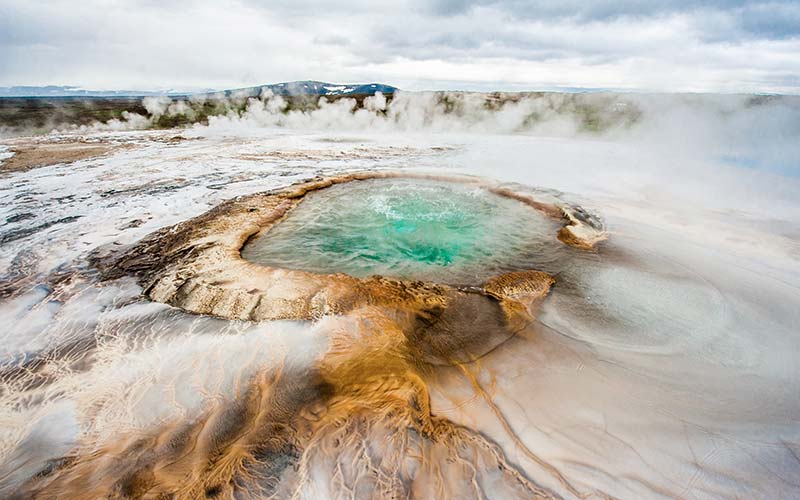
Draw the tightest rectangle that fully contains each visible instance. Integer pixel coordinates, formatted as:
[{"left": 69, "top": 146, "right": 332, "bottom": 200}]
[{"left": 0, "top": 125, "right": 798, "bottom": 499}]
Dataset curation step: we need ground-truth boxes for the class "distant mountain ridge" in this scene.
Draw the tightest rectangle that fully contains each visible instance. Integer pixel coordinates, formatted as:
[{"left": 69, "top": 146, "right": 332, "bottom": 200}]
[
  {"left": 0, "top": 86, "right": 192, "bottom": 97},
  {"left": 218, "top": 81, "right": 397, "bottom": 97},
  {"left": 0, "top": 81, "right": 398, "bottom": 98}
]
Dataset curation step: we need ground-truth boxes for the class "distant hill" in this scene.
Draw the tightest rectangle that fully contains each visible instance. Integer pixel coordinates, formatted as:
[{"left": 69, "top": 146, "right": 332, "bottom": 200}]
[
  {"left": 211, "top": 81, "right": 398, "bottom": 98},
  {"left": 0, "top": 81, "right": 397, "bottom": 98},
  {"left": 0, "top": 86, "right": 191, "bottom": 97}
]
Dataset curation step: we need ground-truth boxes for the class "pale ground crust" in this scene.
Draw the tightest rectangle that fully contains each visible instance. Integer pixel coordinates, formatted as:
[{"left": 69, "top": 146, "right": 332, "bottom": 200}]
[
  {"left": 17, "top": 172, "right": 609, "bottom": 500},
  {"left": 0, "top": 141, "right": 123, "bottom": 173},
  {"left": 0, "top": 134, "right": 189, "bottom": 174}
]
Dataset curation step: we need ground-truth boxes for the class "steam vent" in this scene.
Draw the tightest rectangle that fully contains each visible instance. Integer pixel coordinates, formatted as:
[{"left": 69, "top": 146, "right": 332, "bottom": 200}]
[{"left": 37, "top": 172, "right": 607, "bottom": 499}]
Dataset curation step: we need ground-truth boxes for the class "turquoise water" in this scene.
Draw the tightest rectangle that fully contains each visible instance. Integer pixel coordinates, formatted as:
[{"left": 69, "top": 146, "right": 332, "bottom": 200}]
[{"left": 241, "top": 178, "right": 560, "bottom": 283}]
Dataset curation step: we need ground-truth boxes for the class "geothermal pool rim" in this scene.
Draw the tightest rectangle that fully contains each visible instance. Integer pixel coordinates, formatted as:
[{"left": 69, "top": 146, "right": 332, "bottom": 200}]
[{"left": 99, "top": 171, "right": 606, "bottom": 324}]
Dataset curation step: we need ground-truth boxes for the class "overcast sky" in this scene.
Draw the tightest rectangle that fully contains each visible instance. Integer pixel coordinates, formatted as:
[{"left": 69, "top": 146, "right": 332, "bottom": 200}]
[{"left": 1, "top": 0, "right": 799, "bottom": 93}]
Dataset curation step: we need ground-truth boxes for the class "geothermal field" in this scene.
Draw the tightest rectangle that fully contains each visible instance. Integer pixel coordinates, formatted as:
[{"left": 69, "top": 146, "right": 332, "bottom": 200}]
[{"left": 1, "top": 90, "right": 799, "bottom": 499}]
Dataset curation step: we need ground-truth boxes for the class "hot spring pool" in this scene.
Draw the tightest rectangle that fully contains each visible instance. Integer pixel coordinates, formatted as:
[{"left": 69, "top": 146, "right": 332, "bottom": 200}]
[{"left": 240, "top": 178, "right": 561, "bottom": 283}]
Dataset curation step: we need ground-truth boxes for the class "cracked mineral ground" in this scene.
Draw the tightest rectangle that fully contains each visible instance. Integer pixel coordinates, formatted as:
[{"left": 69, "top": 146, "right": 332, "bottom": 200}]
[{"left": 1, "top": 92, "right": 799, "bottom": 499}]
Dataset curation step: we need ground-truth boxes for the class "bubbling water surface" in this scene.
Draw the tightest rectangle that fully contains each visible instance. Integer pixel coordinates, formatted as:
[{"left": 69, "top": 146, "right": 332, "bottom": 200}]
[{"left": 242, "top": 178, "right": 561, "bottom": 283}]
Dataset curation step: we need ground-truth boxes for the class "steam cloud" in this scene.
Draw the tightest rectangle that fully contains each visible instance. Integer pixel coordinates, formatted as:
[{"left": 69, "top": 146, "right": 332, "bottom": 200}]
[{"left": 53, "top": 90, "right": 797, "bottom": 178}]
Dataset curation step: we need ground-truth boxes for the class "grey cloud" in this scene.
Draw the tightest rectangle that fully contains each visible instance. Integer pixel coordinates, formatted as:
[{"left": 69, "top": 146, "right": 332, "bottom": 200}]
[
  {"left": 429, "top": 0, "right": 759, "bottom": 18},
  {"left": 365, "top": 12, "right": 675, "bottom": 63},
  {"left": 0, "top": 0, "right": 798, "bottom": 93},
  {"left": 238, "top": 0, "right": 800, "bottom": 41},
  {"left": 357, "top": 1, "right": 800, "bottom": 72},
  {"left": 428, "top": 0, "right": 800, "bottom": 39},
  {"left": 313, "top": 35, "right": 351, "bottom": 46},
  {"left": 737, "top": 3, "right": 800, "bottom": 39}
]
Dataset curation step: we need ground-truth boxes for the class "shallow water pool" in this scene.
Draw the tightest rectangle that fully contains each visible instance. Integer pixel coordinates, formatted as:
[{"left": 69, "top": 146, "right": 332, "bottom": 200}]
[{"left": 242, "top": 178, "right": 561, "bottom": 283}]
